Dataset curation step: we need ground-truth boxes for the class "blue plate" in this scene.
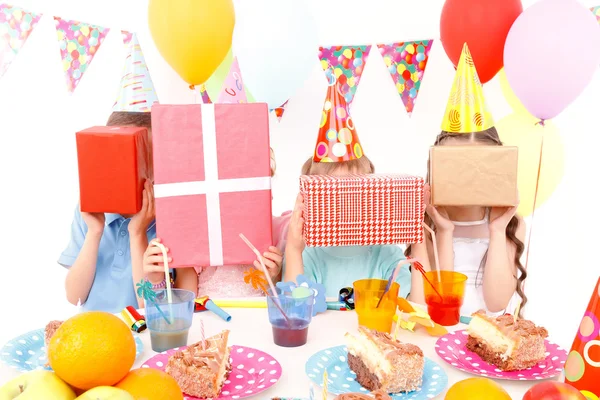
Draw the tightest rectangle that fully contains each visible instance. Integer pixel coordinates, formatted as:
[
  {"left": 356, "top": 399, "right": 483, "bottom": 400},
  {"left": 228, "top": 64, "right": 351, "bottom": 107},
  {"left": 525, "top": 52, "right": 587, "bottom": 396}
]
[
  {"left": 0, "top": 328, "right": 144, "bottom": 372},
  {"left": 305, "top": 345, "right": 448, "bottom": 400}
]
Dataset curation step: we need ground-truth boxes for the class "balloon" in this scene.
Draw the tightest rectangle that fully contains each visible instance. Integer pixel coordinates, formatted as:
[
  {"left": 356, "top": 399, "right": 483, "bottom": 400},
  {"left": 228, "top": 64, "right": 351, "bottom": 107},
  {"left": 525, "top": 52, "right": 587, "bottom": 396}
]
[
  {"left": 148, "top": 0, "right": 235, "bottom": 85},
  {"left": 504, "top": 0, "right": 600, "bottom": 120},
  {"left": 522, "top": 381, "right": 586, "bottom": 400},
  {"left": 496, "top": 113, "right": 564, "bottom": 217},
  {"left": 233, "top": 0, "right": 318, "bottom": 109},
  {"left": 498, "top": 68, "right": 529, "bottom": 116},
  {"left": 440, "top": 0, "right": 523, "bottom": 84},
  {"left": 445, "top": 377, "right": 511, "bottom": 400}
]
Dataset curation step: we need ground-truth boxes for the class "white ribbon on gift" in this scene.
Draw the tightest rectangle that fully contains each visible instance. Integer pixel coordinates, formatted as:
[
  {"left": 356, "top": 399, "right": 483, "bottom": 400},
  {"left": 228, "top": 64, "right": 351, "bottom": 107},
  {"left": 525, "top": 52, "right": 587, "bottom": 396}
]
[{"left": 154, "top": 104, "right": 271, "bottom": 266}]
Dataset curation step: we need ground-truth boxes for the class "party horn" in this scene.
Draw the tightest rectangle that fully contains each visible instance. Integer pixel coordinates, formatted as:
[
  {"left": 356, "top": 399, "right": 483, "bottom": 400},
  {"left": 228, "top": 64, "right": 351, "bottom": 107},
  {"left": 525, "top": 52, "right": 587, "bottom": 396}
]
[
  {"left": 121, "top": 306, "right": 147, "bottom": 333},
  {"left": 195, "top": 296, "right": 232, "bottom": 322}
]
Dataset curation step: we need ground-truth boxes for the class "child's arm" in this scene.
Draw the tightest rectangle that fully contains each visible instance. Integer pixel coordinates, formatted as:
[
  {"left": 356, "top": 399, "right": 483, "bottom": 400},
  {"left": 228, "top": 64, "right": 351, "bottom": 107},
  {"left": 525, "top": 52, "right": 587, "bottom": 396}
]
[
  {"left": 175, "top": 267, "right": 199, "bottom": 295},
  {"left": 253, "top": 246, "right": 283, "bottom": 282},
  {"left": 483, "top": 207, "right": 523, "bottom": 312},
  {"left": 283, "top": 194, "right": 305, "bottom": 283},
  {"left": 64, "top": 212, "right": 104, "bottom": 305}
]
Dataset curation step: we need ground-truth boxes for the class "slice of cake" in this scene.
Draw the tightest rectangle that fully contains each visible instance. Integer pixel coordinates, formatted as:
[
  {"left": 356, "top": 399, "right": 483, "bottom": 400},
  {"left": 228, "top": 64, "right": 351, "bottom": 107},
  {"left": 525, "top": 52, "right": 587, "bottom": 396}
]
[
  {"left": 44, "top": 320, "right": 63, "bottom": 347},
  {"left": 466, "top": 311, "right": 548, "bottom": 371},
  {"left": 166, "top": 330, "right": 231, "bottom": 398},
  {"left": 333, "top": 390, "right": 392, "bottom": 399},
  {"left": 345, "top": 326, "right": 424, "bottom": 393}
]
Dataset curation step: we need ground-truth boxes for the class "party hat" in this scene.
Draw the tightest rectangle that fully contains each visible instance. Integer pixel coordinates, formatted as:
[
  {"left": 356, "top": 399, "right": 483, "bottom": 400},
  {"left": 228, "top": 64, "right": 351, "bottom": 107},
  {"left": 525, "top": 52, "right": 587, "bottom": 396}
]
[
  {"left": 217, "top": 57, "right": 247, "bottom": 103},
  {"left": 440, "top": 43, "right": 494, "bottom": 133},
  {"left": 313, "top": 83, "right": 363, "bottom": 163},
  {"left": 564, "top": 276, "right": 600, "bottom": 398},
  {"left": 112, "top": 33, "right": 158, "bottom": 112}
]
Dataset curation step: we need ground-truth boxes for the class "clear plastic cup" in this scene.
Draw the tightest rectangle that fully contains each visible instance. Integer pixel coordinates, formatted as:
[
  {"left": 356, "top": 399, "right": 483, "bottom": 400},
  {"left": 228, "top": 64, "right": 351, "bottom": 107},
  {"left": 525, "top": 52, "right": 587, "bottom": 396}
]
[
  {"left": 267, "top": 287, "right": 315, "bottom": 347},
  {"left": 145, "top": 289, "right": 195, "bottom": 352}
]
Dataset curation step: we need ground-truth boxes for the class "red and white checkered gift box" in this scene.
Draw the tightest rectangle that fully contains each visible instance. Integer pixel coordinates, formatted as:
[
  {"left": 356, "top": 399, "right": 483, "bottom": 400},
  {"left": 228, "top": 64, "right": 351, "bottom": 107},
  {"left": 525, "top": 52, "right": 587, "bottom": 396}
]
[{"left": 300, "top": 174, "right": 425, "bottom": 247}]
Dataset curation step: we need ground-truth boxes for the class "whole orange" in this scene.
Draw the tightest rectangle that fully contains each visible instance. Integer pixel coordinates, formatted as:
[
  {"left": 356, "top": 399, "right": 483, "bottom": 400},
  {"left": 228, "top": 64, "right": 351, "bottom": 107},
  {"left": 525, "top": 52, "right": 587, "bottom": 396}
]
[
  {"left": 48, "top": 311, "right": 136, "bottom": 390},
  {"left": 115, "top": 368, "right": 183, "bottom": 400},
  {"left": 445, "top": 377, "right": 512, "bottom": 400}
]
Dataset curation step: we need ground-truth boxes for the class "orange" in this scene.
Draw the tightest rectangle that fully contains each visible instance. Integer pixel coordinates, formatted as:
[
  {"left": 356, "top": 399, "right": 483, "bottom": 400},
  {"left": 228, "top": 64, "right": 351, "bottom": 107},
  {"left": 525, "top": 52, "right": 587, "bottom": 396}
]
[
  {"left": 115, "top": 368, "right": 183, "bottom": 400},
  {"left": 445, "top": 377, "right": 512, "bottom": 400},
  {"left": 48, "top": 311, "right": 136, "bottom": 390}
]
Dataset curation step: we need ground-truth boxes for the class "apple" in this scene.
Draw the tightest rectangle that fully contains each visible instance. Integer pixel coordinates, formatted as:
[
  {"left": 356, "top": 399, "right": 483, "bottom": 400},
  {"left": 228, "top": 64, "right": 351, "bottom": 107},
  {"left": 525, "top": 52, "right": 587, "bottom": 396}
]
[
  {"left": 0, "top": 370, "right": 76, "bottom": 400},
  {"left": 522, "top": 382, "right": 586, "bottom": 400},
  {"left": 75, "top": 387, "right": 134, "bottom": 400}
]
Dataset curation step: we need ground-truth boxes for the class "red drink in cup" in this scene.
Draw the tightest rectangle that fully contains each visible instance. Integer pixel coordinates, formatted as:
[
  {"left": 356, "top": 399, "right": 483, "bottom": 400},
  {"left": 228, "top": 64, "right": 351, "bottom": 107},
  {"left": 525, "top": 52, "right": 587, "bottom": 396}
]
[
  {"left": 267, "top": 288, "right": 315, "bottom": 348},
  {"left": 423, "top": 271, "right": 467, "bottom": 326}
]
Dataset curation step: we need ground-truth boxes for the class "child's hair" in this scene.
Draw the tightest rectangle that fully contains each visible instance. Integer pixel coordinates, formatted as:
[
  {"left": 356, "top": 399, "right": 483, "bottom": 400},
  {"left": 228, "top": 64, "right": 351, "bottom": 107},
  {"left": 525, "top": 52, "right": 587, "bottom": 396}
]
[
  {"left": 301, "top": 156, "right": 375, "bottom": 175},
  {"left": 406, "top": 127, "right": 527, "bottom": 316},
  {"left": 106, "top": 111, "right": 152, "bottom": 129},
  {"left": 270, "top": 147, "right": 276, "bottom": 177}
]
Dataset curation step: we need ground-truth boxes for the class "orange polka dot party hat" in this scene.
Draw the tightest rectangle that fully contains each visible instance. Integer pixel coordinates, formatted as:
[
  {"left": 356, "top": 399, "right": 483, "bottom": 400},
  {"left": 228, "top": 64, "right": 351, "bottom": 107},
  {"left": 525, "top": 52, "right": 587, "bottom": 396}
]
[
  {"left": 564, "top": 276, "right": 600, "bottom": 399},
  {"left": 440, "top": 43, "right": 494, "bottom": 133},
  {"left": 313, "top": 82, "right": 363, "bottom": 162}
]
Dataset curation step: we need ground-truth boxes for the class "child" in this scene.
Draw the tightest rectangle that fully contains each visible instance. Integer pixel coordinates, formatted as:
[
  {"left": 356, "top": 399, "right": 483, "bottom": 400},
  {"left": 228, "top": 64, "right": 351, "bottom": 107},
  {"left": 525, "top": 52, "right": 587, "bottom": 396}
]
[
  {"left": 284, "top": 83, "right": 411, "bottom": 298},
  {"left": 407, "top": 45, "right": 526, "bottom": 316},
  {"left": 59, "top": 111, "right": 196, "bottom": 312},
  {"left": 143, "top": 148, "right": 287, "bottom": 297}
]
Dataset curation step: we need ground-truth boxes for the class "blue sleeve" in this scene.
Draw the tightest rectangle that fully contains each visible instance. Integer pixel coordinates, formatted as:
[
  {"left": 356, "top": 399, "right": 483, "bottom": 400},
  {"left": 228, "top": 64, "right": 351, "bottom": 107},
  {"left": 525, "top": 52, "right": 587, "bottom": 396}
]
[
  {"left": 58, "top": 206, "right": 88, "bottom": 268},
  {"left": 381, "top": 246, "right": 411, "bottom": 299},
  {"left": 301, "top": 248, "right": 319, "bottom": 284}
]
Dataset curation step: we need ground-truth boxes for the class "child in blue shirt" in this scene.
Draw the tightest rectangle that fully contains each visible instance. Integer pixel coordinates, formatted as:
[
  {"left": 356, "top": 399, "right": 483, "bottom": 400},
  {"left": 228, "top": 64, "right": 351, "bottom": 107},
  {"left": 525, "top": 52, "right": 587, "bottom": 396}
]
[
  {"left": 284, "top": 155, "right": 412, "bottom": 298},
  {"left": 58, "top": 112, "right": 197, "bottom": 313}
]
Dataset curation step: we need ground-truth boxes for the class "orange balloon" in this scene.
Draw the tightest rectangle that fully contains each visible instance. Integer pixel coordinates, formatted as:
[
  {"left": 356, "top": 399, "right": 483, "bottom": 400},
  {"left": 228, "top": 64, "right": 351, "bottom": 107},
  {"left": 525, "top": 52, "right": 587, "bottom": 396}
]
[{"left": 445, "top": 377, "right": 511, "bottom": 400}]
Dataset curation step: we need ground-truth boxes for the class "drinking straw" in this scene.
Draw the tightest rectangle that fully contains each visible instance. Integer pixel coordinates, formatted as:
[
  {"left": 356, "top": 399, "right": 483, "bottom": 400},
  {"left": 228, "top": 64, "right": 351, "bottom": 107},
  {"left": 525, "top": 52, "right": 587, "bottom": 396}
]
[
  {"left": 239, "top": 233, "right": 292, "bottom": 327},
  {"left": 421, "top": 222, "right": 443, "bottom": 284},
  {"left": 152, "top": 241, "right": 173, "bottom": 305},
  {"left": 411, "top": 259, "right": 444, "bottom": 301},
  {"left": 322, "top": 370, "right": 328, "bottom": 400},
  {"left": 136, "top": 279, "right": 171, "bottom": 325},
  {"left": 309, "top": 386, "right": 315, "bottom": 400},
  {"left": 377, "top": 258, "right": 420, "bottom": 308},
  {"left": 513, "top": 299, "right": 522, "bottom": 323}
]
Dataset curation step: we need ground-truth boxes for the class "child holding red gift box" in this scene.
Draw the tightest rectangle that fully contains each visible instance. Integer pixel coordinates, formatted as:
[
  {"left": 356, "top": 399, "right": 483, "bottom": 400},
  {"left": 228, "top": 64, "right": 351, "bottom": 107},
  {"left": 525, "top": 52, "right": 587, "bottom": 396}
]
[
  {"left": 406, "top": 45, "right": 526, "bottom": 316},
  {"left": 60, "top": 111, "right": 197, "bottom": 313},
  {"left": 283, "top": 83, "right": 412, "bottom": 298}
]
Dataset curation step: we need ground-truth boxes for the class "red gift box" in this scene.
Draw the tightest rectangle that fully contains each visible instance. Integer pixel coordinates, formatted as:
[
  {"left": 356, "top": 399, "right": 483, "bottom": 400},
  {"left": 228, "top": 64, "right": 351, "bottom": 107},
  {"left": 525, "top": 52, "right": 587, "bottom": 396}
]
[
  {"left": 76, "top": 126, "right": 150, "bottom": 215},
  {"left": 300, "top": 174, "right": 425, "bottom": 247},
  {"left": 151, "top": 104, "right": 273, "bottom": 268}
]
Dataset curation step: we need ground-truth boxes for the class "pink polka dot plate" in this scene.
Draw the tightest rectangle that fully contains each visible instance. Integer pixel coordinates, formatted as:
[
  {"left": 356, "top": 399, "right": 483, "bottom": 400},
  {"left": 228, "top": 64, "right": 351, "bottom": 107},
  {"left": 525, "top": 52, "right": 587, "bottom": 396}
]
[
  {"left": 141, "top": 345, "right": 282, "bottom": 400},
  {"left": 434, "top": 330, "right": 567, "bottom": 381}
]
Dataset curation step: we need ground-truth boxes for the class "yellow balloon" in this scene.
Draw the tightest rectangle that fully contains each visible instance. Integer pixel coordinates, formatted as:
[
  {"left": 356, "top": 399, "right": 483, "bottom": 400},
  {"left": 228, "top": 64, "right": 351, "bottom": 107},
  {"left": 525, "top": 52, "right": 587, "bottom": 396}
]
[
  {"left": 496, "top": 113, "right": 565, "bottom": 217},
  {"left": 499, "top": 68, "right": 530, "bottom": 116},
  {"left": 148, "top": 0, "right": 235, "bottom": 85}
]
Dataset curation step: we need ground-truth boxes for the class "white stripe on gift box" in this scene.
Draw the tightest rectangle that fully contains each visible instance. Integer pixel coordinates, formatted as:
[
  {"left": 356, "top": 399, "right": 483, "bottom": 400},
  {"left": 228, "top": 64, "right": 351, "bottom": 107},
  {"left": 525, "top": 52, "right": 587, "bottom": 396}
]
[{"left": 154, "top": 104, "right": 271, "bottom": 266}]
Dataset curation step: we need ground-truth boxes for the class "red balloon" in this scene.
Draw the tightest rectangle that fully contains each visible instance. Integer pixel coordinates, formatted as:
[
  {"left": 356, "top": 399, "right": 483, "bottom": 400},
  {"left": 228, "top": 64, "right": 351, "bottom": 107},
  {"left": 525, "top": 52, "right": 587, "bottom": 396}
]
[
  {"left": 522, "top": 382, "right": 586, "bottom": 400},
  {"left": 440, "top": 0, "right": 523, "bottom": 83}
]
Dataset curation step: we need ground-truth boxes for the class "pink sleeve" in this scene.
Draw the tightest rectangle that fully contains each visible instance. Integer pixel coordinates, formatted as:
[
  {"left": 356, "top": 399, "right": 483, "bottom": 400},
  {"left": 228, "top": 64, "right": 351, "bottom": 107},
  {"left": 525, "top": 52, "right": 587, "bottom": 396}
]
[{"left": 272, "top": 211, "right": 292, "bottom": 252}]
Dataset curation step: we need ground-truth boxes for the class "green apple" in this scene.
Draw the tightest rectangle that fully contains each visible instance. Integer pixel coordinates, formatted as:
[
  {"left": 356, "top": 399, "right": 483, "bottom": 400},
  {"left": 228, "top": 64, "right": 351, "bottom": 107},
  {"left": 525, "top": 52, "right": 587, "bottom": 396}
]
[
  {"left": 75, "top": 387, "right": 134, "bottom": 400},
  {"left": 0, "top": 370, "right": 76, "bottom": 400}
]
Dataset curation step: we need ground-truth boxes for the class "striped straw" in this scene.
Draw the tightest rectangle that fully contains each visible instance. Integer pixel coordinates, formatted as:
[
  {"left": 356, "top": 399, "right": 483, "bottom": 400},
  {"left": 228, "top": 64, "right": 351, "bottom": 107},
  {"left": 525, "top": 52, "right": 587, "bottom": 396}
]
[
  {"left": 201, "top": 319, "right": 206, "bottom": 350},
  {"left": 322, "top": 370, "right": 328, "bottom": 399}
]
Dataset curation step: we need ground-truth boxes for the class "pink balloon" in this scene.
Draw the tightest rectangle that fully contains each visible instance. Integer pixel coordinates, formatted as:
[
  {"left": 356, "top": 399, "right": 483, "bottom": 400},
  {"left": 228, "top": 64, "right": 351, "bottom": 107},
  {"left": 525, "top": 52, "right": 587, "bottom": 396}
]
[{"left": 504, "top": 0, "right": 600, "bottom": 120}]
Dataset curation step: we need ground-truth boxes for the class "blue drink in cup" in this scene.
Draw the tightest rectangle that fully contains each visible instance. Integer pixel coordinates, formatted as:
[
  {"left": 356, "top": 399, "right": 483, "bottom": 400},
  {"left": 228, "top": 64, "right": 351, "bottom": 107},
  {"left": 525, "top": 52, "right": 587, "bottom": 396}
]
[
  {"left": 267, "top": 287, "right": 315, "bottom": 347},
  {"left": 145, "top": 289, "right": 195, "bottom": 352}
]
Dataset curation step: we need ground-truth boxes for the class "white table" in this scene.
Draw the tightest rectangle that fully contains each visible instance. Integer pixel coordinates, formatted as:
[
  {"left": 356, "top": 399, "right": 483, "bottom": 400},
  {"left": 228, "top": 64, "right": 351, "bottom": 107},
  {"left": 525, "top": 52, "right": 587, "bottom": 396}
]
[{"left": 0, "top": 308, "right": 555, "bottom": 398}]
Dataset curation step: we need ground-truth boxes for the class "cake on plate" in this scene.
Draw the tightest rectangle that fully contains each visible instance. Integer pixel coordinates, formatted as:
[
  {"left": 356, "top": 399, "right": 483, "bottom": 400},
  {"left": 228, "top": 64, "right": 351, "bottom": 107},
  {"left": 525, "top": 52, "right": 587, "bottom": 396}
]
[
  {"left": 334, "top": 390, "right": 392, "bottom": 399},
  {"left": 466, "top": 311, "right": 548, "bottom": 371},
  {"left": 44, "top": 320, "right": 63, "bottom": 347},
  {"left": 345, "top": 326, "right": 424, "bottom": 393},
  {"left": 166, "top": 330, "right": 232, "bottom": 398}
]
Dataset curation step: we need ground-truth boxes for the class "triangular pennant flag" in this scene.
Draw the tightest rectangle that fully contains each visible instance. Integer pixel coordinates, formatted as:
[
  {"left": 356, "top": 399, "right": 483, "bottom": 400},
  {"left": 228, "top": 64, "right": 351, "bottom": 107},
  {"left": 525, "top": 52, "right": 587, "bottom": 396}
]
[
  {"left": 318, "top": 45, "right": 372, "bottom": 106},
  {"left": 0, "top": 4, "right": 41, "bottom": 78},
  {"left": 273, "top": 100, "right": 288, "bottom": 122},
  {"left": 112, "top": 33, "right": 158, "bottom": 112},
  {"left": 121, "top": 30, "right": 133, "bottom": 46},
  {"left": 441, "top": 43, "right": 494, "bottom": 133},
  {"left": 217, "top": 57, "right": 247, "bottom": 103},
  {"left": 54, "top": 17, "right": 109, "bottom": 93},
  {"left": 377, "top": 40, "right": 433, "bottom": 116}
]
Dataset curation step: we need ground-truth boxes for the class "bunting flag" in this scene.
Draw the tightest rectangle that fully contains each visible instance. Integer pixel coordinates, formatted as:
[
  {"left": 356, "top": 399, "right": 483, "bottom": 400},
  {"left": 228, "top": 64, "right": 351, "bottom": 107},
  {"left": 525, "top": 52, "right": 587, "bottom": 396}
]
[
  {"left": 318, "top": 45, "right": 372, "bottom": 106},
  {"left": 198, "top": 83, "right": 212, "bottom": 104},
  {"left": 273, "top": 100, "right": 288, "bottom": 122},
  {"left": 120, "top": 30, "right": 133, "bottom": 46},
  {"left": 54, "top": 17, "right": 109, "bottom": 93},
  {"left": 217, "top": 57, "right": 247, "bottom": 103},
  {"left": 112, "top": 33, "right": 158, "bottom": 112},
  {"left": 0, "top": 4, "right": 41, "bottom": 78},
  {"left": 377, "top": 40, "right": 433, "bottom": 116}
]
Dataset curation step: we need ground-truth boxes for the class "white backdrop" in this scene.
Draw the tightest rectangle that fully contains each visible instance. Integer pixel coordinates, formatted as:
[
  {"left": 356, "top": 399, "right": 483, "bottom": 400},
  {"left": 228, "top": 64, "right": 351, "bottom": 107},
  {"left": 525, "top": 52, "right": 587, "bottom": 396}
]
[{"left": 0, "top": 0, "right": 598, "bottom": 352}]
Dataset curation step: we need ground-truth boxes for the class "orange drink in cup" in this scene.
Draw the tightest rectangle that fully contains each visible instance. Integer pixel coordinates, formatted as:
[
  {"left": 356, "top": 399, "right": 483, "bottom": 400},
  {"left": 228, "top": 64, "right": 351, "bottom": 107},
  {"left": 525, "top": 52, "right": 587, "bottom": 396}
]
[
  {"left": 423, "top": 271, "right": 467, "bottom": 326},
  {"left": 353, "top": 279, "right": 400, "bottom": 333}
]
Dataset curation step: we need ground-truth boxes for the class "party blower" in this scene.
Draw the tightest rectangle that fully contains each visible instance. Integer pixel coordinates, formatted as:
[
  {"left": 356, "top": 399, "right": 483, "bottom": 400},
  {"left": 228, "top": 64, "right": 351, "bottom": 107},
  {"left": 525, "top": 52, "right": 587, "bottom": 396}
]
[{"left": 194, "top": 296, "right": 232, "bottom": 322}]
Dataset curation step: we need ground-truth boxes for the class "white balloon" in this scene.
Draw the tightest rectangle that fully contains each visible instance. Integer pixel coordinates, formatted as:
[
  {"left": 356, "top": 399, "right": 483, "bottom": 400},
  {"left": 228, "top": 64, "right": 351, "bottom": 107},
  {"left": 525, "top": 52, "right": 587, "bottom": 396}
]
[{"left": 233, "top": 0, "right": 319, "bottom": 109}]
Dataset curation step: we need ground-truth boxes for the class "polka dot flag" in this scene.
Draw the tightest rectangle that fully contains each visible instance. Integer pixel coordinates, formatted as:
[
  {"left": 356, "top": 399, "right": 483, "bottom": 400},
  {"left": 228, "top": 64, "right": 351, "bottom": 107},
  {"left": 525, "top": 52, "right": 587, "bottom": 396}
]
[
  {"left": 377, "top": 40, "right": 433, "bottom": 116},
  {"left": 0, "top": 4, "right": 41, "bottom": 79},
  {"left": 54, "top": 17, "right": 109, "bottom": 93}
]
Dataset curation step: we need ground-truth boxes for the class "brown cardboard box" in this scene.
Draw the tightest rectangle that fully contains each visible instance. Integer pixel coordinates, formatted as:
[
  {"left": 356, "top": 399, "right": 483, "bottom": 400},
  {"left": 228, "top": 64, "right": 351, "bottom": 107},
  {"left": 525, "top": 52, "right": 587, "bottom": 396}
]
[{"left": 430, "top": 146, "right": 518, "bottom": 207}]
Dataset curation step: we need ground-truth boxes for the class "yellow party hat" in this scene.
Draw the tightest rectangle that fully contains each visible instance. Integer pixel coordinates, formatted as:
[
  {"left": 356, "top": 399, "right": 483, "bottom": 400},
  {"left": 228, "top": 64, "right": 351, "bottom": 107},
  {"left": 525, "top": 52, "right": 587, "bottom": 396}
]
[{"left": 441, "top": 43, "right": 494, "bottom": 133}]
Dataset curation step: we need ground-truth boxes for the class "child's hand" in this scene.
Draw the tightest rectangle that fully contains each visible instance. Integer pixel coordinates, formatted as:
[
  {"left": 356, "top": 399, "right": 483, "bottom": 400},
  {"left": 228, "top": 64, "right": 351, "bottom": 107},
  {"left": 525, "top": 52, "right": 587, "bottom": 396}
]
[
  {"left": 129, "top": 180, "right": 155, "bottom": 235},
  {"left": 489, "top": 206, "right": 518, "bottom": 233},
  {"left": 254, "top": 246, "right": 283, "bottom": 279},
  {"left": 287, "top": 193, "right": 305, "bottom": 252},
  {"left": 424, "top": 184, "right": 453, "bottom": 233},
  {"left": 143, "top": 238, "right": 171, "bottom": 284},
  {"left": 82, "top": 212, "right": 105, "bottom": 235}
]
